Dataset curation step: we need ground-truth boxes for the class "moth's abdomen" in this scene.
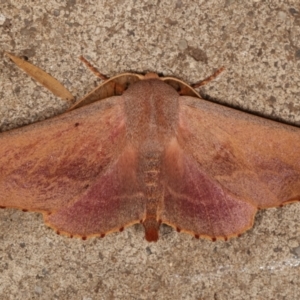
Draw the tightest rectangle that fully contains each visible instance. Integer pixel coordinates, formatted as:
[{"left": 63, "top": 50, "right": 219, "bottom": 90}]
[{"left": 139, "top": 151, "right": 164, "bottom": 242}]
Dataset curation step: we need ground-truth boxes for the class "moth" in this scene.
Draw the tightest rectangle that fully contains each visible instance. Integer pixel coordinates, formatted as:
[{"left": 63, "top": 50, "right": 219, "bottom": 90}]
[{"left": 1, "top": 53, "right": 299, "bottom": 242}]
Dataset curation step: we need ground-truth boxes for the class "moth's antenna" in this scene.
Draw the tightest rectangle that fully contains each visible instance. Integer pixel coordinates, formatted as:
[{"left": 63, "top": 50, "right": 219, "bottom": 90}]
[
  {"left": 79, "top": 56, "right": 108, "bottom": 81},
  {"left": 192, "top": 67, "right": 225, "bottom": 89}
]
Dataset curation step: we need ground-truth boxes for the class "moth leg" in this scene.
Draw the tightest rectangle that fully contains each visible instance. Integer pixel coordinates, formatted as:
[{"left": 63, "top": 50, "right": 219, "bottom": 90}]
[
  {"left": 79, "top": 55, "right": 125, "bottom": 94},
  {"left": 178, "top": 86, "right": 196, "bottom": 96},
  {"left": 192, "top": 67, "right": 225, "bottom": 88}
]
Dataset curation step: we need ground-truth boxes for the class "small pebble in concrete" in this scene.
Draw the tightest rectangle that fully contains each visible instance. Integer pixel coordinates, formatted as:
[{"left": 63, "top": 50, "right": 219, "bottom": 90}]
[
  {"left": 178, "top": 39, "right": 188, "bottom": 51},
  {"left": 0, "top": 14, "right": 6, "bottom": 25}
]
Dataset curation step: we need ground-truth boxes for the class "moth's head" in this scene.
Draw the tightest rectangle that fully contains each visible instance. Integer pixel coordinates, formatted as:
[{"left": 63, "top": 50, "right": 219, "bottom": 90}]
[{"left": 142, "top": 73, "right": 160, "bottom": 80}]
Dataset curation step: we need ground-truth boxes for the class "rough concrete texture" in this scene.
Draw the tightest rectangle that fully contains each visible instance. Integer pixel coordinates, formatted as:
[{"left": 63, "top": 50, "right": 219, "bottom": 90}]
[{"left": 0, "top": 0, "right": 300, "bottom": 299}]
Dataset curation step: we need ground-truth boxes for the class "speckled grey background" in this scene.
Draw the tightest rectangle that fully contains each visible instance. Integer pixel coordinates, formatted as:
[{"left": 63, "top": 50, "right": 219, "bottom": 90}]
[{"left": 0, "top": 1, "right": 300, "bottom": 299}]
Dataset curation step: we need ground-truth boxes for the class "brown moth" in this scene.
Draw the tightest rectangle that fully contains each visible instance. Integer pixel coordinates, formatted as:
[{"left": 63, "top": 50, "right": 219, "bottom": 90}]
[{"left": 1, "top": 53, "right": 300, "bottom": 242}]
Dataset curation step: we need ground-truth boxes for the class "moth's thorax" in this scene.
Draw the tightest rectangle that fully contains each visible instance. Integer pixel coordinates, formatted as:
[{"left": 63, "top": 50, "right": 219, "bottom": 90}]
[{"left": 124, "top": 79, "right": 179, "bottom": 150}]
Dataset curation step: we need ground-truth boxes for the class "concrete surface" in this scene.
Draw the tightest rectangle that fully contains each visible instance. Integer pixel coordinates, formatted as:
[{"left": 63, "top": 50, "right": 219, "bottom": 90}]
[{"left": 1, "top": 0, "right": 300, "bottom": 299}]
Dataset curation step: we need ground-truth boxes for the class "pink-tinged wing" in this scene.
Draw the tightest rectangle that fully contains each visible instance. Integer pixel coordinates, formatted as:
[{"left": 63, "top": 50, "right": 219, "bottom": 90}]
[
  {"left": 0, "top": 97, "right": 145, "bottom": 238},
  {"left": 45, "top": 145, "right": 144, "bottom": 237},
  {"left": 161, "top": 97, "right": 300, "bottom": 240},
  {"left": 162, "top": 139, "right": 257, "bottom": 240}
]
